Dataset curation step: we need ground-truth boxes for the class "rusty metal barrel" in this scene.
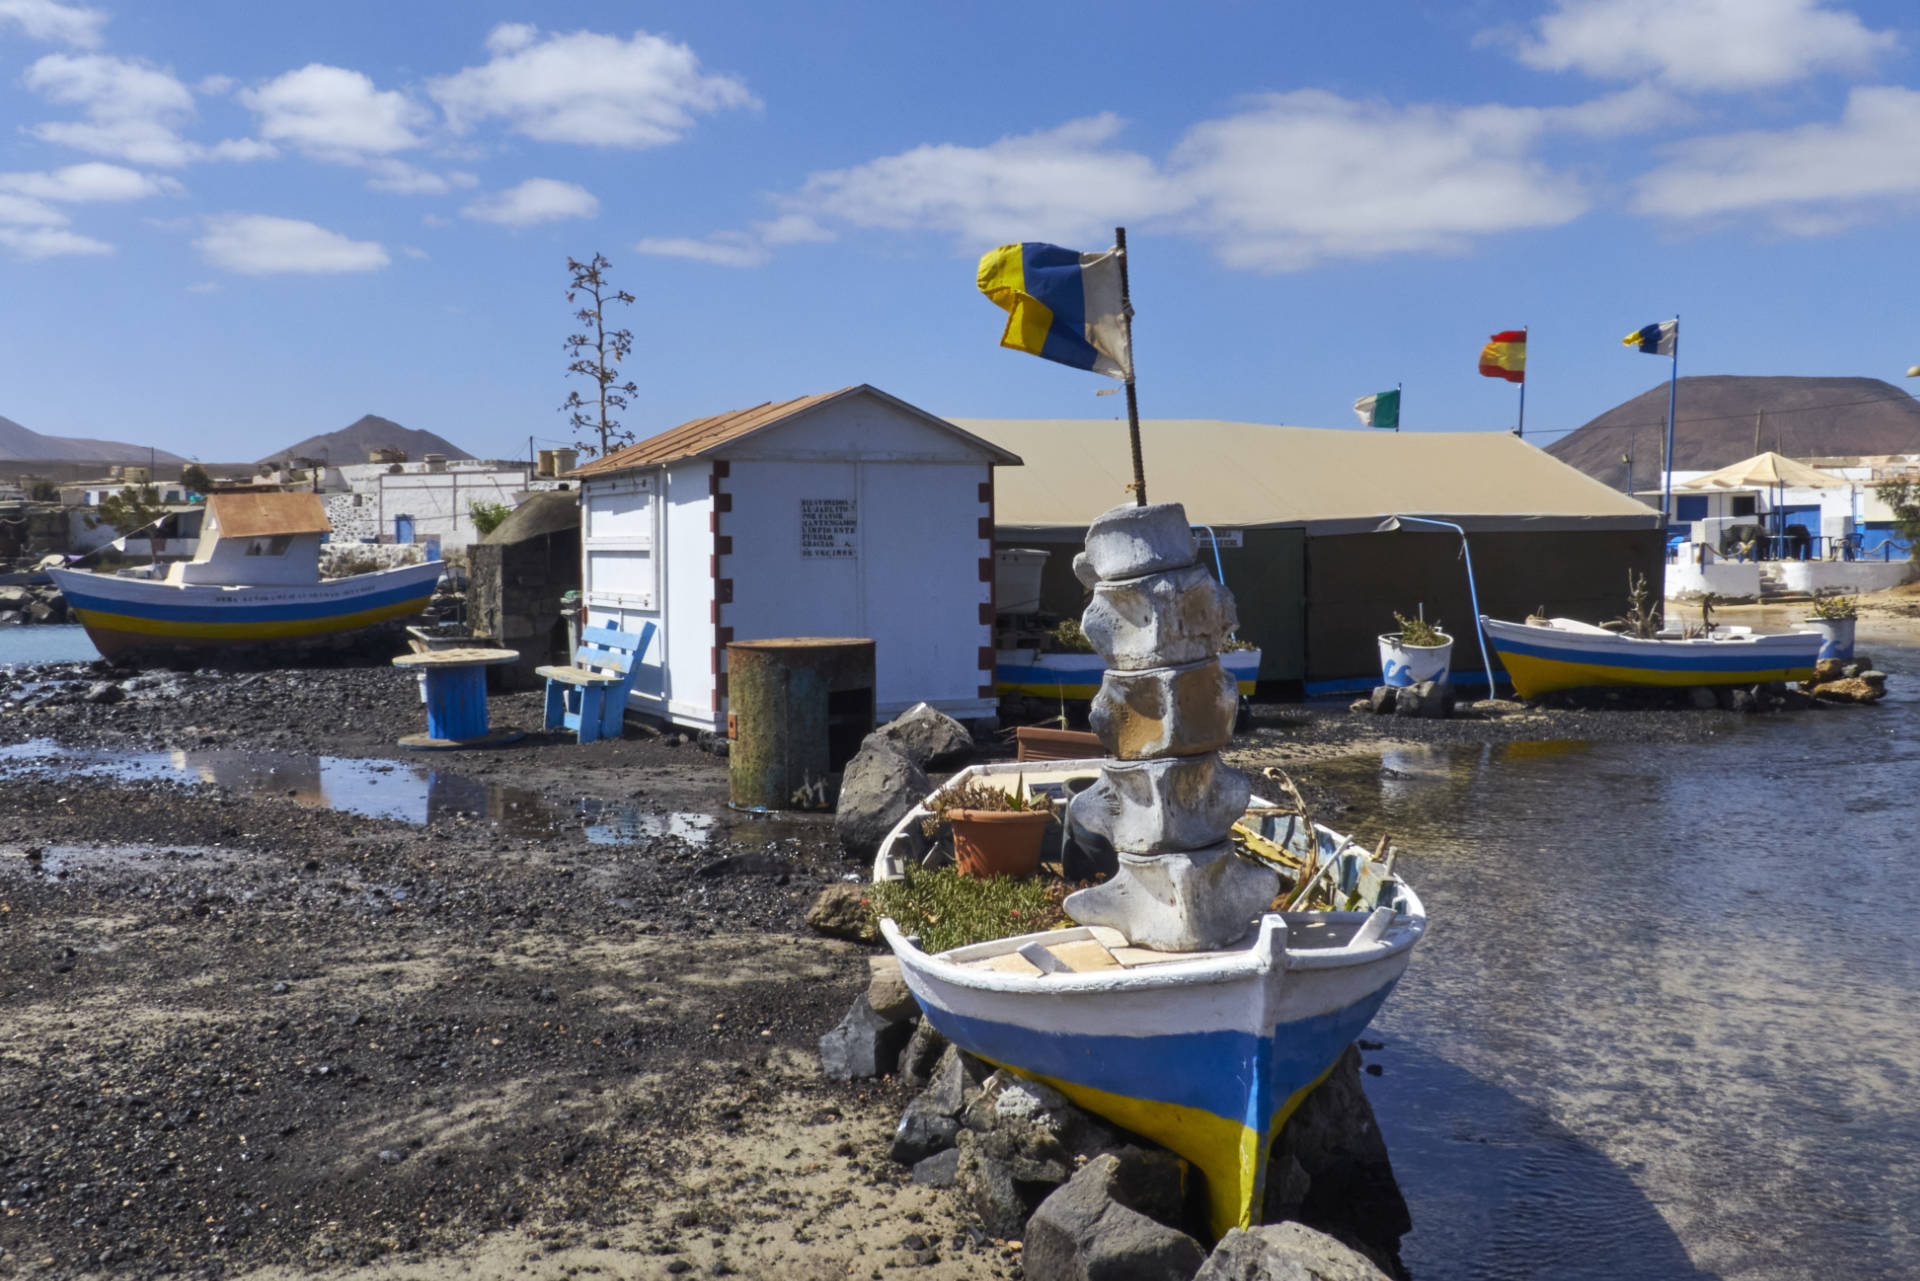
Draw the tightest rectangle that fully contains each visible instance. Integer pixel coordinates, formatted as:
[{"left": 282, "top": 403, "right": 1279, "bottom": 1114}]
[{"left": 726, "top": 637, "right": 876, "bottom": 810}]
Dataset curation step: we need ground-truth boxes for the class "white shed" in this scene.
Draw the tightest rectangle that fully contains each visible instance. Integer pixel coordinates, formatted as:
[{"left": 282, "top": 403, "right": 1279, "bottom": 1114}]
[{"left": 570, "top": 384, "right": 1022, "bottom": 731}]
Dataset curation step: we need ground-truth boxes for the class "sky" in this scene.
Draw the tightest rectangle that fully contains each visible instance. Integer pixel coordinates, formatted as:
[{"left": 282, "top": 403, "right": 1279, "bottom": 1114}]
[{"left": 3, "top": 0, "right": 1920, "bottom": 464}]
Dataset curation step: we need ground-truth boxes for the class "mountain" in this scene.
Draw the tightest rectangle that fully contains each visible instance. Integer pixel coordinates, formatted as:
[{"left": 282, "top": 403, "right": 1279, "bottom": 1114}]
[
  {"left": 259, "top": 415, "right": 476, "bottom": 467},
  {"left": 1547, "top": 376, "right": 1920, "bottom": 490},
  {"left": 0, "top": 412, "right": 185, "bottom": 464}
]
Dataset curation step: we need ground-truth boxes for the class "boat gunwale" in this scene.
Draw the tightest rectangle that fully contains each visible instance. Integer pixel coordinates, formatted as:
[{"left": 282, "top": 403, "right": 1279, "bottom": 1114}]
[
  {"left": 49, "top": 559, "right": 443, "bottom": 600},
  {"left": 1481, "top": 614, "right": 1821, "bottom": 651}
]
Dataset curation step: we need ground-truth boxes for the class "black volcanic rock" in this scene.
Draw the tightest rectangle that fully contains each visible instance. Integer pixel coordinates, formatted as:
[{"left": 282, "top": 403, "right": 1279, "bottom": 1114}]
[
  {"left": 258, "top": 414, "right": 475, "bottom": 466},
  {"left": 1549, "top": 376, "right": 1920, "bottom": 489}
]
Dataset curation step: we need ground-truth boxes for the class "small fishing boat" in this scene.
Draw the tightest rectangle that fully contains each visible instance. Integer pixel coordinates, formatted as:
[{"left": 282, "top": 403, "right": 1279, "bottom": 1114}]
[
  {"left": 997, "top": 646, "right": 1261, "bottom": 699},
  {"left": 875, "top": 759, "right": 1424, "bottom": 1238},
  {"left": 49, "top": 493, "right": 442, "bottom": 662},
  {"left": 1480, "top": 615, "right": 1822, "bottom": 699}
]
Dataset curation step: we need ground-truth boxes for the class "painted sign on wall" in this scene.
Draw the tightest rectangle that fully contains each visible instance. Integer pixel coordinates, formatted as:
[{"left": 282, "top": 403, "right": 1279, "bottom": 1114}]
[{"left": 801, "top": 497, "right": 858, "bottom": 559}]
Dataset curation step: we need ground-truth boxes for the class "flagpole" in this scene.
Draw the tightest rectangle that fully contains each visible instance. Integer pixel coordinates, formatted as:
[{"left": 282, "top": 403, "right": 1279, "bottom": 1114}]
[
  {"left": 1515, "top": 325, "right": 1527, "bottom": 438},
  {"left": 1396, "top": 381, "right": 1402, "bottom": 432},
  {"left": 1115, "top": 225, "right": 1146, "bottom": 506},
  {"left": 1660, "top": 313, "right": 1679, "bottom": 533}
]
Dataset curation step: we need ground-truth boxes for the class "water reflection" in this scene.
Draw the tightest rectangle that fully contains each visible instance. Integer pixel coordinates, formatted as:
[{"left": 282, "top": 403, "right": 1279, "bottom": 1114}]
[
  {"left": 1312, "top": 643, "right": 1919, "bottom": 1280},
  {"left": 0, "top": 739, "right": 722, "bottom": 845}
]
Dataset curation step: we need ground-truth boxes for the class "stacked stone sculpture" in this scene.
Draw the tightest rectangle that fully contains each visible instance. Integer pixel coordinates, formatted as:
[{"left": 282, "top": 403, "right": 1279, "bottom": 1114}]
[{"left": 1062, "top": 502, "right": 1279, "bottom": 951}]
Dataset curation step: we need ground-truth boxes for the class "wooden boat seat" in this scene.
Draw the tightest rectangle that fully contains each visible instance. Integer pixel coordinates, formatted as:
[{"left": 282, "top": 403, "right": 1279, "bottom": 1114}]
[{"left": 534, "top": 622, "right": 656, "bottom": 744}]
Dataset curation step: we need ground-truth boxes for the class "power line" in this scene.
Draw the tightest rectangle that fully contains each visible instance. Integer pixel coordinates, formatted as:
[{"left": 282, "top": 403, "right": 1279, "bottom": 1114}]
[{"left": 1526, "top": 388, "right": 1920, "bottom": 443}]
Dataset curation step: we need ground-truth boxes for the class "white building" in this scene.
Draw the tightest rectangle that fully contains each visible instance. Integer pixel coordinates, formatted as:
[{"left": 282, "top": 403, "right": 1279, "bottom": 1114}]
[
  {"left": 324, "top": 457, "right": 552, "bottom": 551},
  {"left": 570, "top": 384, "right": 1021, "bottom": 731}
]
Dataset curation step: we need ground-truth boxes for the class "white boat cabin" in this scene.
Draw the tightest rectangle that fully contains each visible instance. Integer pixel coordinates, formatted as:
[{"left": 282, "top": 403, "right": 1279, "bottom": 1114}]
[{"left": 168, "top": 492, "right": 332, "bottom": 586}]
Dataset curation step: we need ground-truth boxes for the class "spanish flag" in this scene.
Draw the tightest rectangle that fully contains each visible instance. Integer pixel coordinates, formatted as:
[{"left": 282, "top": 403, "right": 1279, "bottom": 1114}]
[
  {"left": 977, "top": 242, "right": 1133, "bottom": 380},
  {"left": 1478, "top": 330, "right": 1526, "bottom": 383}
]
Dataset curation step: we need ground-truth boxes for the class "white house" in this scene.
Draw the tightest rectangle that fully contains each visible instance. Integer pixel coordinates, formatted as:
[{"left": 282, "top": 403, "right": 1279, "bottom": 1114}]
[
  {"left": 324, "top": 458, "right": 550, "bottom": 550},
  {"left": 569, "top": 384, "right": 1022, "bottom": 731}
]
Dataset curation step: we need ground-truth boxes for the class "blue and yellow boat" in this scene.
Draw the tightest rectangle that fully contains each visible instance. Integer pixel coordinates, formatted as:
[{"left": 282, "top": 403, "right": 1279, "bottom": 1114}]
[
  {"left": 1481, "top": 615, "right": 1822, "bottom": 699},
  {"left": 998, "top": 647, "right": 1262, "bottom": 699},
  {"left": 875, "top": 759, "right": 1423, "bottom": 1238},
  {"left": 50, "top": 492, "right": 442, "bottom": 663}
]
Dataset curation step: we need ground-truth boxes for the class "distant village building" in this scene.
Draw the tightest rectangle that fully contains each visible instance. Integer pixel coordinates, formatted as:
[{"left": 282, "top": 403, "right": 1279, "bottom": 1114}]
[{"left": 570, "top": 384, "right": 1020, "bottom": 730}]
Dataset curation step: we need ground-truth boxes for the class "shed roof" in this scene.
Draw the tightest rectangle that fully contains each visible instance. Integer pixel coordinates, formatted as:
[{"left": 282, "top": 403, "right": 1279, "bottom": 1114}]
[
  {"left": 569, "top": 384, "right": 1021, "bottom": 478},
  {"left": 207, "top": 491, "right": 331, "bottom": 537},
  {"left": 951, "top": 419, "right": 1661, "bottom": 535}
]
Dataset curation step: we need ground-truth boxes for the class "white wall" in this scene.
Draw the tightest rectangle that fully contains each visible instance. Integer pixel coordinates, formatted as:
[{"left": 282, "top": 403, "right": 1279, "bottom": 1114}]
[
  {"left": 374, "top": 467, "right": 531, "bottom": 551},
  {"left": 1664, "top": 556, "right": 1761, "bottom": 601},
  {"left": 1774, "top": 560, "right": 1915, "bottom": 595}
]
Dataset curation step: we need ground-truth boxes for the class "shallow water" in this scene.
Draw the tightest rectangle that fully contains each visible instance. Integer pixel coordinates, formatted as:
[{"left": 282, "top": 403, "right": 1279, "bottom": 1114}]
[
  {"left": 0, "top": 739, "right": 732, "bottom": 846},
  {"left": 0, "top": 624, "right": 100, "bottom": 667},
  {"left": 1326, "top": 642, "right": 1919, "bottom": 1280}
]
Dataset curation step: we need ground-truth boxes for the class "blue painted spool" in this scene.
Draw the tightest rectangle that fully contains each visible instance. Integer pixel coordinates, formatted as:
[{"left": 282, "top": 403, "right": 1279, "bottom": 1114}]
[{"left": 424, "top": 665, "right": 489, "bottom": 740}]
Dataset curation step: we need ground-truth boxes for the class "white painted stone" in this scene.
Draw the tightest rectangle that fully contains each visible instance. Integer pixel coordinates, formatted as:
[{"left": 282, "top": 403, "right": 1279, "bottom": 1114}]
[
  {"left": 1071, "top": 550, "right": 1101, "bottom": 590},
  {"left": 1068, "top": 755, "right": 1250, "bottom": 853},
  {"left": 1089, "top": 658, "right": 1238, "bottom": 759},
  {"left": 1081, "top": 502, "right": 1196, "bottom": 581},
  {"left": 1082, "top": 563, "right": 1238, "bottom": 671},
  {"left": 1064, "top": 843, "right": 1279, "bottom": 951}
]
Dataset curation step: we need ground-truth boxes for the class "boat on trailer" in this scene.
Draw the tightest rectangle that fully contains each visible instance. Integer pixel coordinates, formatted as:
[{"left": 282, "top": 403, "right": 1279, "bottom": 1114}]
[
  {"left": 875, "top": 758, "right": 1425, "bottom": 1239},
  {"left": 1480, "top": 614, "right": 1822, "bottom": 699},
  {"left": 50, "top": 492, "right": 441, "bottom": 663}
]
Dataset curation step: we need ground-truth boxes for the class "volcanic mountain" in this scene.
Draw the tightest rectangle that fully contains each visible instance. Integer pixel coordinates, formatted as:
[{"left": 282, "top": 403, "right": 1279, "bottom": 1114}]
[
  {"left": 259, "top": 415, "right": 475, "bottom": 467},
  {"left": 0, "top": 412, "right": 185, "bottom": 463},
  {"left": 1548, "top": 376, "right": 1920, "bottom": 490}
]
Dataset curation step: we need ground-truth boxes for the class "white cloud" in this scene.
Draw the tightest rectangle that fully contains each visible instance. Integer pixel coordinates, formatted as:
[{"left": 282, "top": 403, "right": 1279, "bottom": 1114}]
[
  {"left": 0, "top": 225, "right": 112, "bottom": 258},
  {"left": 429, "top": 24, "right": 756, "bottom": 147},
  {"left": 194, "top": 213, "right": 389, "bottom": 275},
  {"left": 239, "top": 64, "right": 430, "bottom": 161},
  {"left": 755, "top": 213, "right": 834, "bottom": 245},
  {"left": 0, "top": 0, "right": 104, "bottom": 48},
  {"left": 787, "top": 114, "right": 1185, "bottom": 248},
  {"left": 364, "top": 160, "right": 474, "bottom": 196},
  {"left": 1489, "top": 0, "right": 1896, "bottom": 92},
  {"left": 461, "top": 178, "right": 599, "bottom": 227},
  {"left": 0, "top": 162, "right": 181, "bottom": 202},
  {"left": 23, "top": 52, "right": 263, "bottom": 166},
  {"left": 0, "top": 193, "right": 64, "bottom": 225},
  {"left": 1168, "top": 92, "right": 1590, "bottom": 270},
  {"left": 1632, "top": 85, "right": 1920, "bottom": 229},
  {"left": 634, "top": 233, "right": 767, "bottom": 268},
  {"left": 196, "top": 74, "right": 234, "bottom": 96},
  {"left": 400, "top": 245, "right": 428, "bottom": 260}
]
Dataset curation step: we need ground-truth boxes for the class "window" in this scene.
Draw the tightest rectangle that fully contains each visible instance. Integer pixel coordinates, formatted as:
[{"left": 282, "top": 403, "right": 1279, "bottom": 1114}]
[
  {"left": 1675, "top": 496, "right": 1707, "bottom": 521},
  {"left": 245, "top": 535, "right": 294, "bottom": 556},
  {"left": 1731, "top": 496, "right": 1756, "bottom": 517}
]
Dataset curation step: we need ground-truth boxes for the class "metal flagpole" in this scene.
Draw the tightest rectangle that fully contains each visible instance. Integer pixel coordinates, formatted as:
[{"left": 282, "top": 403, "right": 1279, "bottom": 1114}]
[
  {"left": 1660, "top": 314, "right": 1679, "bottom": 533},
  {"left": 1515, "top": 325, "right": 1527, "bottom": 438},
  {"left": 1396, "top": 382, "right": 1403, "bottom": 432},
  {"left": 1115, "top": 226, "right": 1146, "bottom": 506}
]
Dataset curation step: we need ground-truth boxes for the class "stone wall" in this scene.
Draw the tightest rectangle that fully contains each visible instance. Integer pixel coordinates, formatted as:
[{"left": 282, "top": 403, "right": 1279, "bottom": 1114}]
[{"left": 468, "top": 525, "right": 579, "bottom": 689}]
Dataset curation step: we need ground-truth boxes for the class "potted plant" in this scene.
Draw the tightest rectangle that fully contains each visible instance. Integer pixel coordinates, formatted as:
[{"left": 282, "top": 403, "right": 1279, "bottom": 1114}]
[
  {"left": 1377, "top": 611, "right": 1453, "bottom": 688},
  {"left": 1805, "top": 593, "right": 1858, "bottom": 661},
  {"left": 922, "top": 776, "right": 1054, "bottom": 879}
]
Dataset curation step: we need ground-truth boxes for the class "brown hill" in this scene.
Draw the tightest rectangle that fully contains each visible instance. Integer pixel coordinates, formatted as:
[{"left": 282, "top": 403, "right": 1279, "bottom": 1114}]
[
  {"left": 0, "top": 412, "right": 185, "bottom": 464},
  {"left": 259, "top": 415, "right": 474, "bottom": 467},
  {"left": 1547, "top": 376, "right": 1920, "bottom": 489}
]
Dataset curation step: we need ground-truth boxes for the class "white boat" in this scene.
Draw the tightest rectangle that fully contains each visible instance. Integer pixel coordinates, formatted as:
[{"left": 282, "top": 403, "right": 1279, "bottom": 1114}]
[
  {"left": 50, "top": 493, "right": 441, "bottom": 662},
  {"left": 874, "top": 758, "right": 1425, "bottom": 1238},
  {"left": 1480, "top": 614, "right": 1822, "bottom": 699}
]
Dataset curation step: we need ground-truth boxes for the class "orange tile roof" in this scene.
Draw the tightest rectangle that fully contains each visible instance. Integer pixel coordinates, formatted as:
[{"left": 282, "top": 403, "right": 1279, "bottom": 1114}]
[
  {"left": 207, "top": 491, "right": 332, "bottom": 538},
  {"left": 569, "top": 388, "right": 852, "bottom": 478},
  {"left": 567, "top": 385, "right": 1021, "bottom": 478}
]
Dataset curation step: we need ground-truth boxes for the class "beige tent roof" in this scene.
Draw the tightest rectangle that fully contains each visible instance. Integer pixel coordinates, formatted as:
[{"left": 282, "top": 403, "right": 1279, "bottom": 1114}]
[
  {"left": 952, "top": 419, "right": 1661, "bottom": 535},
  {"left": 1675, "top": 450, "right": 1848, "bottom": 491}
]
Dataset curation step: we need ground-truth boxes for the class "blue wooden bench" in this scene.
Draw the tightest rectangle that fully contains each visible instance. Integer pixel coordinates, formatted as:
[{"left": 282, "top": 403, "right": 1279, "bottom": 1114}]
[{"left": 535, "top": 622, "right": 656, "bottom": 744}]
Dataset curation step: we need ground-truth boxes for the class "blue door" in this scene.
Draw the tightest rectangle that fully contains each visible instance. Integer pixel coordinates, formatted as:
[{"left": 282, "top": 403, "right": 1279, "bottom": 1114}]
[{"left": 394, "top": 514, "right": 415, "bottom": 543}]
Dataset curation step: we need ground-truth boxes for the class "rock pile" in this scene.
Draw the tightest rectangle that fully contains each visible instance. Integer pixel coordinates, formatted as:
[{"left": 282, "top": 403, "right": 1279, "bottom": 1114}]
[
  {"left": 818, "top": 975, "right": 1406, "bottom": 1280},
  {"left": 0, "top": 581, "right": 68, "bottom": 627},
  {"left": 834, "top": 703, "right": 976, "bottom": 861},
  {"left": 1805, "top": 656, "right": 1888, "bottom": 704},
  {"left": 1057, "top": 502, "right": 1276, "bottom": 952}
]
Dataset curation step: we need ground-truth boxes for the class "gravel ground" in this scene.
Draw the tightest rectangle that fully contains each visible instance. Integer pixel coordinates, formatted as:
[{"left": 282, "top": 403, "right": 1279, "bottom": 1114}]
[{"left": 0, "top": 624, "right": 1907, "bottom": 1280}]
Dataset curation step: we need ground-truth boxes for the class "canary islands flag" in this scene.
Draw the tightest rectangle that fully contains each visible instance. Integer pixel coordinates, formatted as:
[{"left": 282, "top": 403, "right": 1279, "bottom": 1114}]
[
  {"left": 1622, "top": 319, "right": 1678, "bottom": 356},
  {"left": 1478, "top": 330, "right": 1526, "bottom": 383},
  {"left": 977, "top": 242, "right": 1133, "bottom": 380}
]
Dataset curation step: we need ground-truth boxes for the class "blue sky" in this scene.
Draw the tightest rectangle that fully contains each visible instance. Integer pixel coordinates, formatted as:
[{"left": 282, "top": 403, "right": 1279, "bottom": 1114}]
[{"left": 3, "top": 0, "right": 1918, "bottom": 463}]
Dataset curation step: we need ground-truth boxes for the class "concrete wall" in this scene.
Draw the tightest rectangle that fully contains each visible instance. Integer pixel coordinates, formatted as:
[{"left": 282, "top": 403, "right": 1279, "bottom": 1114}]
[
  {"left": 468, "top": 526, "right": 578, "bottom": 689},
  {"left": 1774, "top": 559, "right": 1915, "bottom": 595},
  {"left": 1665, "top": 556, "right": 1762, "bottom": 602}
]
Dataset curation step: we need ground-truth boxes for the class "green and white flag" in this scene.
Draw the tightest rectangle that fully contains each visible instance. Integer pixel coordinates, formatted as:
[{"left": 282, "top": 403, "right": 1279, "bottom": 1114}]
[{"left": 1353, "top": 388, "right": 1400, "bottom": 430}]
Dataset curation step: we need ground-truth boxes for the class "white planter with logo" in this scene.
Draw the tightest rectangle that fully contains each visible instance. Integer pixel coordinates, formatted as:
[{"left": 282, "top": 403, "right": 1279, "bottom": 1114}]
[
  {"left": 1378, "top": 633, "right": 1454, "bottom": 688},
  {"left": 1806, "top": 617, "right": 1855, "bottom": 662}
]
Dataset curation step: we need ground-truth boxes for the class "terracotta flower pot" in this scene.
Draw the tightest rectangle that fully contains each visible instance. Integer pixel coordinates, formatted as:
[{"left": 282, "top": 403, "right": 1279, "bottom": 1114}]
[{"left": 949, "top": 808, "right": 1052, "bottom": 879}]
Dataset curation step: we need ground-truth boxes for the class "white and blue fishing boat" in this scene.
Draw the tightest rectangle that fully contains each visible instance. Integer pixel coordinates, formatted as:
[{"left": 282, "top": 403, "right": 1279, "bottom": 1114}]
[
  {"left": 875, "top": 758, "right": 1424, "bottom": 1238},
  {"left": 1480, "top": 614, "right": 1822, "bottom": 699},
  {"left": 49, "top": 492, "right": 441, "bottom": 662}
]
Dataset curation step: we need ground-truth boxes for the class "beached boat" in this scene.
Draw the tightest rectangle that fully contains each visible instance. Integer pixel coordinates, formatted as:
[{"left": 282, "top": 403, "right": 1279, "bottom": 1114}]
[
  {"left": 49, "top": 493, "right": 441, "bottom": 662},
  {"left": 1480, "top": 615, "right": 1822, "bottom": 699},
  {"left": 874, "top": 758, "right": 1424, "bottom": 1238},
  {"left": 997, "top": 646, "right": 1261, "bottom": 699}
]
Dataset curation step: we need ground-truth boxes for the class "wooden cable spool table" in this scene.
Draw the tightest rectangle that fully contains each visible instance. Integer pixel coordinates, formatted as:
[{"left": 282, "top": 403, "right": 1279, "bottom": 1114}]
[{"left": 390, "top": 647, "right": 523, "bottom": 749}]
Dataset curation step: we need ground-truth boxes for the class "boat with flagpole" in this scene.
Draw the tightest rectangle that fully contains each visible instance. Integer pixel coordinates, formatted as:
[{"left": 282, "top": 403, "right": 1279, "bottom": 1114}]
[
  {"left": 49, "top": 492, "right": 442, "bottom": 662},
  {"left": 879, "top": 230, "right": 1427, "bottom": 1237}
]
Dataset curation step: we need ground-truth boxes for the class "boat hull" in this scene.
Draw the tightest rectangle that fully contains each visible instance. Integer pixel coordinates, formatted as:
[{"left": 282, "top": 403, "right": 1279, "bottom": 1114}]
[
  {"left": 1482, "top": 616, "right": 1821, "bottom": 699},
  {"left": 49, "top": 562, "right": 442, "bottom": 662},
  {"left": 998, "top": 648, "right": 1260, "bottom": 698}
]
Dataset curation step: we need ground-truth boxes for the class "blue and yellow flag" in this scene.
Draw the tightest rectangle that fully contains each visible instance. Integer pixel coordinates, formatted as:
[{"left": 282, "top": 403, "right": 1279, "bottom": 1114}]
[{"left": 977, "top": 242, "right": 1133, "bottom": 380}]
